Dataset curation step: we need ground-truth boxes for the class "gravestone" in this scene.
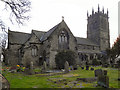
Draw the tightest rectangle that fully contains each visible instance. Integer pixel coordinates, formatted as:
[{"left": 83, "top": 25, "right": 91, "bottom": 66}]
[
  {"left": 86, "top": 66, "right": 89, "bottom": 70},
  {"left": 41, "top": 61, "right": 47, "bottom": 73},
  {"left": 97, "top": 75, "right": 109, "bottom": 88},
  {"left": 29, "top": 61, "right": 35, "bottom": 74},
  {"left": 64, "top": 61, "right": 69, "bottom": 73},
  {"left": 24, "top": 61, "right": 35, "bottom": 75},
  {"left": 94, "top": 69, "right": 103, "bottom": 77}
]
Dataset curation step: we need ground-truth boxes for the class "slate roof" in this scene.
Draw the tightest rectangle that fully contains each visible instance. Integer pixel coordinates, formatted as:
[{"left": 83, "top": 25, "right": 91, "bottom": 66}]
[
  {"left": 8, "top": 21, "right": 99, "bottom": 47},
  {"left": 40, "top": 23, "right": 61, "bottom": 41},
  {"left": 8, "top": 30, "right": 31, "bottom": 44},
  {"left": 76, "top": 37, "right": 99, "bottom": 46},
  {"left": 32, "top": 30, "right": 45, "bottom": 40}
]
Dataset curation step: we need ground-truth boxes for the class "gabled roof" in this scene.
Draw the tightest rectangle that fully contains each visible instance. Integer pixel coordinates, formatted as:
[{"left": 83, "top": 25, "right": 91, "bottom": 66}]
[
  {"left": 76, "top": 37, "right": 99, "bottom": 46},
  {"left": 32, "top": 30, "right": 45, "bottom": 40},
  {"left": 8, "top": 30, "right": 31, "bottom": 44},
  {"left": 40, "top": 22, "right": 61, "bottom": 41}
]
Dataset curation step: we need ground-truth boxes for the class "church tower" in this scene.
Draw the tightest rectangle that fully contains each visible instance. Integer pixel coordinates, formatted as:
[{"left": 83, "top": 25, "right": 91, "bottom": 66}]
[{"left": 87, "top": 5, "right": 110, "bottom": 51}]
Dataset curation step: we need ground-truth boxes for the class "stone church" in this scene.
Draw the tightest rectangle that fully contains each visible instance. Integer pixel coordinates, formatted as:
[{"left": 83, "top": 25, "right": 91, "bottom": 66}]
[{"left": 4, "top": 6, "right": 110, "bottom": 68}]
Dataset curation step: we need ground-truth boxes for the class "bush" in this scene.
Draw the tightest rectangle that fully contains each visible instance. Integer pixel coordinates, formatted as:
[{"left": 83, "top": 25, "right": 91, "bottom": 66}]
[
  {"left": 55, "top": 50, "right": 77, "bottom": 69},
  {"left": 92, "top": 59, "right": 101, "bottom": 66}
]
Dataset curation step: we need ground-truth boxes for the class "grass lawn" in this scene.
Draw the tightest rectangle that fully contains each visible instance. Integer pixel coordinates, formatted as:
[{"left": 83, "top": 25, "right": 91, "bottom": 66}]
[{"left": 2, "top": 66, "right": 120, "bottom": 88}]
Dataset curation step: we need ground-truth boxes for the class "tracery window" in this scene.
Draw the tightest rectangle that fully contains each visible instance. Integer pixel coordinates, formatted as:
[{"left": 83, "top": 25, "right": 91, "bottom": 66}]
[
  {"left": 58, "top": 30, "right": 69, "bottom": 49},
  {"left": 31, "top": 45, "right": 37, "bottom": 56}
]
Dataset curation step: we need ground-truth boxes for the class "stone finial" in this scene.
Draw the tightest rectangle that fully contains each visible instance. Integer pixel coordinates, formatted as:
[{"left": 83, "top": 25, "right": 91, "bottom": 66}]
[
  {"left": 92, "top": 8, "right": 94, "bottom": 15},
  {"left": 102, "top": 7, "right": 104, "bottom": 14},
  {"left": 87, "top": 10, "right": 89, "bottom": 17},
  {"left": 107, "top": 8, "right": 109, "bottom": 16},
  {"left": 98, "top": 4, "right": 100, "bottom": 12}
]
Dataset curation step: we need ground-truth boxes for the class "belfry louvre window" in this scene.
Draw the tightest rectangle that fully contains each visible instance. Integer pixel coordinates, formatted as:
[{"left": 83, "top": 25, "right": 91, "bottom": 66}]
[{"left": 31, "top": 46, "right": 37, "bottom": 56}]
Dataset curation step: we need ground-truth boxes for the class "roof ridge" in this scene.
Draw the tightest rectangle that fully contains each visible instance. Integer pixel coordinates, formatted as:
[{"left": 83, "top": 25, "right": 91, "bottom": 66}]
[
  {"left": 40, "top": 22, "right": 61, "bottom": 41},
  {"left": 9, "top": 30, "right": 31, "bottom": 35}
]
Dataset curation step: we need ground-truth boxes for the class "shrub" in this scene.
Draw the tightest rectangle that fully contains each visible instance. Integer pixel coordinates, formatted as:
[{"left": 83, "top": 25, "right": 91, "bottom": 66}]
[
  {"left": 92, "top": 59, "right": 100, "bottom": 66},
  {"left": 55, "top": 50, "right": 77, "bottom": 69}
]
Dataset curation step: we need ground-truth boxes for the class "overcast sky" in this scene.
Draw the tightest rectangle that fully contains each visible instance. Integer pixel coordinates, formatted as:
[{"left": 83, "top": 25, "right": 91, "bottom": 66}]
[{"left": 0, "top": 0, "right": 119, "bottom": 47}]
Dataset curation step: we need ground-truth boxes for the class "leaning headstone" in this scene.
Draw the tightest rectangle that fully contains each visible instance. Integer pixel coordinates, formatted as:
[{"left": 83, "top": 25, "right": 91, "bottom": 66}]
[
  {"left": 86, "top": 66, "right": 89, "bottom": 70},
  {"left": 94, "top": 69, "right": 103, "bottom": 77},
  {"left": 24, "top": 62, "right": 35, "bottom": 75},
  {"left": 41, "top": 61, "right": 47, "bottom": 73},
  {"left": 97, "top": 75, "right": 109, "bottom": 88},
  {"left": 64, "top": 61, "right": 69, "bottom": 73},
  {"left": 30, "top": 61, "right": 33, "bottom": 70}
]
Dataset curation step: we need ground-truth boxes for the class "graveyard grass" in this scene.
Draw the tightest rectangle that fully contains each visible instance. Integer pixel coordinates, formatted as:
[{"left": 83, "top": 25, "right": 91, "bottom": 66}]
[{"left": 2, "top": 66, "right": 119, "bottom": 88}]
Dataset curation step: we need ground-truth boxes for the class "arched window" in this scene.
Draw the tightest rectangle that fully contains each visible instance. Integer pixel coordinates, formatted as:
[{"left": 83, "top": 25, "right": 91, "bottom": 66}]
[
  {"left": 58, "top": 29, "right": 69, "bottom": 50},
  {"left": 31, "top": 45, "right": 37, "bottom": 56}
]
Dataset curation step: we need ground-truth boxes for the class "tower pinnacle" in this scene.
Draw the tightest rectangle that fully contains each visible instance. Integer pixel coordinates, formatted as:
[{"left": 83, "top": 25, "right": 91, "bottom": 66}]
[
  {"left": 102, "top": 6, "right": 104, "bottom": 13},
  {"left": 92, "top": 8, "right": 94, "bottom": 15},
  {"left": 98, "top": 4, "right": 100, "bottom": 12}
]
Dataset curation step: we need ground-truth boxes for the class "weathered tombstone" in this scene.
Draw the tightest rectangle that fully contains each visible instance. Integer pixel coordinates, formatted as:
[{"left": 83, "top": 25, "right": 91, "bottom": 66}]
[
  {"left": 41, "top": 61, "right": 47, "bottom": 73},
  {"left": 64, "top": 61, "right": 69, "bottom": 73},
  {"left": 86, "top": 66, "right": 89, "bottom": 70},
  {"left": 24, "top": 62, "right": 35, "bottom": 75},
  {"left": 90, "top": 68, "right": 94, "bottom": 71},
  {"left": 97, "top": 75, "right": 109, "bottom": 88},
  {"left": 29, "top": 61, "right": 35, "bottom": 74},
  {"left": 103, "top": 70, "right": 107, "bottom": 76},
  {"left": 94, "top": 69, "right": 103, "bottom": 77}
]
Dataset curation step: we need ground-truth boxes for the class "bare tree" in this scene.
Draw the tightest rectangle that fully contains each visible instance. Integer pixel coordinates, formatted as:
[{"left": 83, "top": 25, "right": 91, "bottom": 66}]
[
  {"left": 1, "top": 0, "right": 31, "bottom": 25},
  {"left": 0, "top": 0, "right": 31, "bottom": 60}
]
